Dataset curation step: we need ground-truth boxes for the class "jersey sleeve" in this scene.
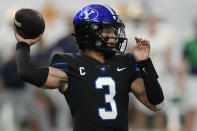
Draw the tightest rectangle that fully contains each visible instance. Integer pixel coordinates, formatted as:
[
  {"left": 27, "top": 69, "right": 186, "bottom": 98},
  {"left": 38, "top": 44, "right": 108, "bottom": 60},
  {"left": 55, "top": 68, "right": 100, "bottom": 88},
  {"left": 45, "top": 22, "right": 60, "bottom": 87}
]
[
  {"left": 50, "top": 54, "right": 68, "bottom": 73},
  {"left": 125, "top": 53, "right": 140, "bottom": 82}
]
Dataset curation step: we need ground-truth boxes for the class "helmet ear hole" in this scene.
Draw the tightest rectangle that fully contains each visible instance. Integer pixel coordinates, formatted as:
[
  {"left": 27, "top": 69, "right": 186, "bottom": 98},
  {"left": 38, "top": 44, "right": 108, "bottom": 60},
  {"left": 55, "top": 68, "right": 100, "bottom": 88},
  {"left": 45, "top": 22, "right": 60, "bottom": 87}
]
[
  {"left": 90, "top": 24, "right": 98, "bottom": 30},
  {"left": 95, "top": 41, "right": 102, "bottom": 47}
]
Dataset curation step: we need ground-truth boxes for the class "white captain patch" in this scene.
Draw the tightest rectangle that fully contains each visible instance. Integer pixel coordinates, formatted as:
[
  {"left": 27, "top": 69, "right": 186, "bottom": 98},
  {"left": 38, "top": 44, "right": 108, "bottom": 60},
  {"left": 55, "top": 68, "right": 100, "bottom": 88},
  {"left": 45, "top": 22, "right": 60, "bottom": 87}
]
[{"left": 79, "top": 67, "right": 86, "bottom": 75}]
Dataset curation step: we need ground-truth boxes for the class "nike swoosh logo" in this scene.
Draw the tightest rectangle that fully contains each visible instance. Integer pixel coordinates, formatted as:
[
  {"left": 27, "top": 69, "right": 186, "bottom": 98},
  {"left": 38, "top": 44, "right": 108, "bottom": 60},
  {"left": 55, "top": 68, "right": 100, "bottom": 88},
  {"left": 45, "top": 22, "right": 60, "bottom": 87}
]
[{"left": 117, "top": 67, "right": 127, "bottom": 72}]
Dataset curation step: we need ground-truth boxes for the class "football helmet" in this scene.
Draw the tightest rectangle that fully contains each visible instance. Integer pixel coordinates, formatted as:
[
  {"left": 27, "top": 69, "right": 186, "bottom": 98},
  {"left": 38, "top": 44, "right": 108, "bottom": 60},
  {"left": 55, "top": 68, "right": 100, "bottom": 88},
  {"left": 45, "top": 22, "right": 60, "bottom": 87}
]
[{"left": 73, "top": 4, "right": 128, "bottom": 57}]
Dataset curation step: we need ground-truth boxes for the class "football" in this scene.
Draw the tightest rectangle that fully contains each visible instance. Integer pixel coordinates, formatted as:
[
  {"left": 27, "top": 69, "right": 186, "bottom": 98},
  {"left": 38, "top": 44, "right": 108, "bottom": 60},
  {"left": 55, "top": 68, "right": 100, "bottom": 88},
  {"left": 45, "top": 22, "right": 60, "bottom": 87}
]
[{"left": 14, "top": 8, "right": 45, "bottom": 39}]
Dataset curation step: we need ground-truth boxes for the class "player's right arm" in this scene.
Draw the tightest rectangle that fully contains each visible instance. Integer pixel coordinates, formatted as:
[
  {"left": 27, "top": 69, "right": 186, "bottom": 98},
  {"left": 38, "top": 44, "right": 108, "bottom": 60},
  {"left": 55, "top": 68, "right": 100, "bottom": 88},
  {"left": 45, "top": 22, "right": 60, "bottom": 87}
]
[
  {"left": 14, "top": 26, "right": 68, "bottom": 91},
  {"left": 44, "top": 67, "right": 68, "bottom": 91}
]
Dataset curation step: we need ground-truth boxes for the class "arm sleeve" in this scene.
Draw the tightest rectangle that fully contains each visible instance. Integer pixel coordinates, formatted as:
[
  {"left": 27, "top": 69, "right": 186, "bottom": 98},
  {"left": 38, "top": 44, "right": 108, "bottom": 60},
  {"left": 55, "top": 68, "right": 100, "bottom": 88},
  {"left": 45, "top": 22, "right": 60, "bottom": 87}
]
[
  {"left": 16, "top": 42, "right": 49, "bottom": 87},
  {"left": 141, "top": 72, "right": 164, "bottom": 105},
  {"left": 136, "top": 58, "right": 164, "bottom": 105}
]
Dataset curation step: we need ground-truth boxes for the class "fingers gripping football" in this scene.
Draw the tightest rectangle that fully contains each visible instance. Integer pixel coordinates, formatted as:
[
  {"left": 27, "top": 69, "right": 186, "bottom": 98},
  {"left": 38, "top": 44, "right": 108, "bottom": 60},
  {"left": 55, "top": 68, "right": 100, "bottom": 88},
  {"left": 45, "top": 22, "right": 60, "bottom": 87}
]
[{"left": 13, "top": 25, "right": 43, "bottom": 46}]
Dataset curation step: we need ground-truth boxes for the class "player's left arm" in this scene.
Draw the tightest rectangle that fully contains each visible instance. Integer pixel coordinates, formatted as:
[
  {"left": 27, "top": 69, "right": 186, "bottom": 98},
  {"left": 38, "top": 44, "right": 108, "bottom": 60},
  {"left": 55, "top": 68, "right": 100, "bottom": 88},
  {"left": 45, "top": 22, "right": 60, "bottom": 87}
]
[
  {"left": 130, "top": 37, "right": 164, "bottom": 111},
  {"left": 131, "top": 77, "right": 163, "bottom": 111}
]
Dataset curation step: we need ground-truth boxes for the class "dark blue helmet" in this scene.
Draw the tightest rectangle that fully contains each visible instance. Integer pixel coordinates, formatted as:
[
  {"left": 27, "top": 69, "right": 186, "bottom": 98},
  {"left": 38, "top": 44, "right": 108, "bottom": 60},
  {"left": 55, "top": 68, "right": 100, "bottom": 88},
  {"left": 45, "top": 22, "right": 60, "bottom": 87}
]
[{"left": 73, "top": 4, "right": 127, "bottom": 57}]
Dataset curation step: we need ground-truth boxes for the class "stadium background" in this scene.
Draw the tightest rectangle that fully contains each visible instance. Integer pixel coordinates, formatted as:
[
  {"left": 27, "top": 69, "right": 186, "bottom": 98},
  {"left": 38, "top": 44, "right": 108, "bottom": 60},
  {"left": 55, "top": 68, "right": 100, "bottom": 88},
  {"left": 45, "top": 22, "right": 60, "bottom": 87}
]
[{"left": 0, "top": 0, "right": 197, "bottom": 131}]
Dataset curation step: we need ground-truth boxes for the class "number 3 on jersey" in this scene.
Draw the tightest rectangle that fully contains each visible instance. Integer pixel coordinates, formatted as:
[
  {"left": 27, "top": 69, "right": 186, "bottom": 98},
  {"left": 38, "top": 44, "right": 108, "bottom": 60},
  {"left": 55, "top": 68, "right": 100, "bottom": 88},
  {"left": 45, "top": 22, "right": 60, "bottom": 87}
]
[{"left": 95, "top": 77, "right": 117, "bottom": 120}]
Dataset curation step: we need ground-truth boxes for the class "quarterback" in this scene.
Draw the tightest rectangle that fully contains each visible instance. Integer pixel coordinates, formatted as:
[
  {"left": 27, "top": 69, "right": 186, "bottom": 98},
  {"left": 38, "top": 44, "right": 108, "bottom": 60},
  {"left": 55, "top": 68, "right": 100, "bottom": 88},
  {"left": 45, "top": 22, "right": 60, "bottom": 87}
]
[{"left": 14, "top": 4, "right": 164, "bottom": 131}]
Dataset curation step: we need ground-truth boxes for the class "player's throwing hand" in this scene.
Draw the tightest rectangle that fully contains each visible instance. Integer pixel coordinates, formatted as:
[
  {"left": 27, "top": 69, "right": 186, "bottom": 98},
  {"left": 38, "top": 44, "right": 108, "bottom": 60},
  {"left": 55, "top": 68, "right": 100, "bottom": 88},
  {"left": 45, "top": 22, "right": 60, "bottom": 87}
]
[{"left": 13, "top": 25, "right": 43, "bottom": 46}]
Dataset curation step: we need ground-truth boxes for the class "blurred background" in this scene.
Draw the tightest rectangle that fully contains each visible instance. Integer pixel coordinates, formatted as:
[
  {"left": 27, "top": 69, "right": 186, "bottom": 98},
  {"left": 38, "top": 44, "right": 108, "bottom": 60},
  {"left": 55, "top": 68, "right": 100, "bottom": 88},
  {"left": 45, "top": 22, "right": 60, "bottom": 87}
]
[{"left": 0, "top": 0, "right": 197, "bottom": 131}]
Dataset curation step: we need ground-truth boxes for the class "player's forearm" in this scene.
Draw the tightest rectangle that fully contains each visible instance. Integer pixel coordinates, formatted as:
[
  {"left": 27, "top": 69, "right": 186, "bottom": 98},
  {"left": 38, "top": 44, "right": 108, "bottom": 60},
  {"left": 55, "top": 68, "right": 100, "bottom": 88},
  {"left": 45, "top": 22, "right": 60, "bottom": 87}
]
[
  {"left": 137, "top": 58, "right": 164, "bottom": 107},
  {"left": 137, "top": 93, "right": 161, "bottom": 111},
  {"left": 143, "top": 78, "right": 164, "bottom": 111},
  {"left": 16, "top": 42, "right": 49, "bottom": 87}
]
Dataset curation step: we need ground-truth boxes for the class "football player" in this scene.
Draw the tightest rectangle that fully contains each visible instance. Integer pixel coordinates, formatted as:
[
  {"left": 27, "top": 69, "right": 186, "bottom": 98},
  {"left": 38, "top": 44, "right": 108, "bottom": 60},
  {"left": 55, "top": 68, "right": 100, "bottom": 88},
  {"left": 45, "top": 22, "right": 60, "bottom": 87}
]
[{"left": 13, "top": 4, "right": 164, "bottom": 131}]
